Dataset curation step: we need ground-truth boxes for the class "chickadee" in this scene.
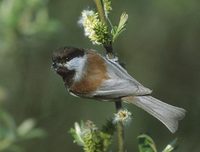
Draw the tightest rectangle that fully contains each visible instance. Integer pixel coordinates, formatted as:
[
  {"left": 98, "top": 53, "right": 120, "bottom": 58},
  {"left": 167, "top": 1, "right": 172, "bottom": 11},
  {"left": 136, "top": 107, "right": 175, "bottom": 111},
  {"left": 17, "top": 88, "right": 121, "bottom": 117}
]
[{"left": 52, "top": 46, "right": 186, "bottom": 133}]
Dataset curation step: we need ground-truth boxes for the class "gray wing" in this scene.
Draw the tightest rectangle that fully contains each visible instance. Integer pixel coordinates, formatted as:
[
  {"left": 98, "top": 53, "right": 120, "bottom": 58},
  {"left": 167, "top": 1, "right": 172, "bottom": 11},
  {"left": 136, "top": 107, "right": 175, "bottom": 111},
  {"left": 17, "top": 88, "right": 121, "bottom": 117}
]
[{"left": 91, "top": 57, "right": 152, "bottom": 99}]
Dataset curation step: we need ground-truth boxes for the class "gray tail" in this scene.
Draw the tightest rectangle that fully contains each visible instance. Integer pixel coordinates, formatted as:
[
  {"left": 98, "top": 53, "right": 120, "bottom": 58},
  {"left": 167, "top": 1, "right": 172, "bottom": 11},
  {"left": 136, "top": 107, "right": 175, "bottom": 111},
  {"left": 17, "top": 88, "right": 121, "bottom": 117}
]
[{"left": 122, "top": 96, "right": 186, "bottom": 133}]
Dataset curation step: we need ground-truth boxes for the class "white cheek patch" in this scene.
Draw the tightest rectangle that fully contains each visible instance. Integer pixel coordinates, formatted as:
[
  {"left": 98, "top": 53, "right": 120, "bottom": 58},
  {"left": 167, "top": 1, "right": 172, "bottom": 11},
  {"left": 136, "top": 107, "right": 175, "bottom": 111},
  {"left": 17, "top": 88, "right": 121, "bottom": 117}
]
[{"left": 64, "top": 55, "right": 87, "bottom": 81}]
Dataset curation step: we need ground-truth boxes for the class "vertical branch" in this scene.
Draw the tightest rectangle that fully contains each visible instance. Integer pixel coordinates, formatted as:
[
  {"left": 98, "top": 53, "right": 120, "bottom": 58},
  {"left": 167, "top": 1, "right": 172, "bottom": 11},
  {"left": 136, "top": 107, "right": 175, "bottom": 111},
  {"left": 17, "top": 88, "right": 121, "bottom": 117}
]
[
  {"left": 93, "top": 0, "right": 106, "bottom": 24},
  {"left": 115, "top": 101, "right": 125, "bottom": 152},
  {"left": 93, "top": 1, "right": 125, "bottom": 152},
  {"left": 93, "top": 0, "right": 114, "bottom": 58}
]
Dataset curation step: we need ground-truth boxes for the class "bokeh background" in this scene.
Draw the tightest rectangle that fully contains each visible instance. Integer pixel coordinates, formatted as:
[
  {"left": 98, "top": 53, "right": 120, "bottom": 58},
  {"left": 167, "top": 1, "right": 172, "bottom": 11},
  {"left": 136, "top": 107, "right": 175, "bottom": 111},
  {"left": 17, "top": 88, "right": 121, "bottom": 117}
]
[{"left": 0, "top": 0, "right": 200, "bottom": 151}]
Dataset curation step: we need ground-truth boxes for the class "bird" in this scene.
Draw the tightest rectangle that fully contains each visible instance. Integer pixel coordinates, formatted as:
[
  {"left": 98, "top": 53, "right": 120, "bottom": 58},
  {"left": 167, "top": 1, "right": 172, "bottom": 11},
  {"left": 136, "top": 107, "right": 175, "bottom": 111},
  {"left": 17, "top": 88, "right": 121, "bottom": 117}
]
[{"left": 52, "top": 46, "right": 186, "bottom": 133}]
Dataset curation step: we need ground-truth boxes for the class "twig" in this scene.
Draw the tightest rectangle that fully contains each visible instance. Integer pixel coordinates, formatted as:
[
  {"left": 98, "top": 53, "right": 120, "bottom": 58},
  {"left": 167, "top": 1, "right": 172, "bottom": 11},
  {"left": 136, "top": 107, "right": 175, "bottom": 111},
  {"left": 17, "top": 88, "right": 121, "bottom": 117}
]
[
  {"left": 93, "top": 1, "right": 125, "bottom": 152},
  {"left": 115, "top": 100, "right": 125, "bottom": 152},
  {"left": 93, "top": 0, "right": 106, "bottom": 24},
  {"left": 93, "top": 0, "right": 114, "bottom": 58}
]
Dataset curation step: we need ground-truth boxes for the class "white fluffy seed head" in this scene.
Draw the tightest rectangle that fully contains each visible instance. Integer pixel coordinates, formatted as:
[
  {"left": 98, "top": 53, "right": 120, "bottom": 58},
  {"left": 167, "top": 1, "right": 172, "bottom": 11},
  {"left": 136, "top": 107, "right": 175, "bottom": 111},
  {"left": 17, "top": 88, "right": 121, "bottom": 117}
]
[
  {"left": 78, "top": 10, "right": 101, "bottom": 45},
  {"left": 113, "top": 109, "right": 132, "bottom": 125}
]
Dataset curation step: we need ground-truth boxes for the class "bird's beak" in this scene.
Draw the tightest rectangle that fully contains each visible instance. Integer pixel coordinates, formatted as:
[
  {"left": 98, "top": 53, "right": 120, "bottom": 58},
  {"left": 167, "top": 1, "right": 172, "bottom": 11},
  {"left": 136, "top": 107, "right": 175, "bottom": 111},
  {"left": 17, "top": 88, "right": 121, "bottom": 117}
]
[
  {"left": 51, "top": 62, "right": 57, "bottom": 69},
  {"left": 52, "top": 62, "right": 69, "bottom": 76},
  {"left": 51, "top": 62, "right": 63, "bottom": 70}
]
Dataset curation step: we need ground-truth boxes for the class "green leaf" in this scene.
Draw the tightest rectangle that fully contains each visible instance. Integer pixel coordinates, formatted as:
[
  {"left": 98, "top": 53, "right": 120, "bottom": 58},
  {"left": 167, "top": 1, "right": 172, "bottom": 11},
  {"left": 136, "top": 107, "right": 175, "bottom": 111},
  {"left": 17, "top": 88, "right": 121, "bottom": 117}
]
[
  {"left": 0, "top": 109, "right": 17, "bottom": 141},
  {"left": 19, "top": 129, "right": 46, "bottom": 140},
  {"left": 162, "top": 138, "right": 177, "bottom": 152},
  {"left": 101, "top": 119, "right": 116, "bottom": 135},
  {"left": 69, "top": 122, "right": 85, "bottom": 146},
  {"left": 103, "top": 0, "right": 112, "bottom": 15},
  {"left": 137, "top": 134, "right": 157, "bottom": 152},
  {"left": 112, "top": 12, "right": 128, "bottom": 42},
  {"left": 17, "top": 119, "right": 36, "bottom": 136},
  {"left": 69, "top": 120, "right": 113, "bottom": 152},
  {"left": 17, "top": 118, "right": 45, "bottom": 139}
]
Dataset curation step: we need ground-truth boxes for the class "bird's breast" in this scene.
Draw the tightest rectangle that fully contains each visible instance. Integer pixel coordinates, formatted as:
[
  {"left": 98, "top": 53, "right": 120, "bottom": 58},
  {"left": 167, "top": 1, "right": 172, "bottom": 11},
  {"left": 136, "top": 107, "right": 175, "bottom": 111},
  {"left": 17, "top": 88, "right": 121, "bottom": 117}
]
[{"left": 69, "top": 52, "right": 109, "bottom": 95}]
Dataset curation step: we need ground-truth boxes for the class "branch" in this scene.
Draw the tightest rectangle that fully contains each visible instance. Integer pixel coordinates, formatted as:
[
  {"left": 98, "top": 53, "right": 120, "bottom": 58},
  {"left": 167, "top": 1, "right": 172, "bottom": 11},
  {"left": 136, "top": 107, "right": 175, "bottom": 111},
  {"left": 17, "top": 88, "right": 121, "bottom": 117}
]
[
  {"left": 93, "top": 0, "right": 106, "bottom": 24},
  {"left": 93, "top": 0, "right": 114, "bottom": 59},
  {"left": 115, "top": 101, "right": 125, "bottom": 152},
  {"left": 93, "top": 1, "right": 125, "bottom": 152}
]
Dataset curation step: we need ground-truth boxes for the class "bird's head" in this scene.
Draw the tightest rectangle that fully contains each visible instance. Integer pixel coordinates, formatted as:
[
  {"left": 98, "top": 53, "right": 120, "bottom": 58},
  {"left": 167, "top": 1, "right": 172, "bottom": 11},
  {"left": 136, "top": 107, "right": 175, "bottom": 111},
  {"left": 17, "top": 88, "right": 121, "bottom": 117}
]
[{"left": 52, "top": 47, "right": 87, "bottom": 85}]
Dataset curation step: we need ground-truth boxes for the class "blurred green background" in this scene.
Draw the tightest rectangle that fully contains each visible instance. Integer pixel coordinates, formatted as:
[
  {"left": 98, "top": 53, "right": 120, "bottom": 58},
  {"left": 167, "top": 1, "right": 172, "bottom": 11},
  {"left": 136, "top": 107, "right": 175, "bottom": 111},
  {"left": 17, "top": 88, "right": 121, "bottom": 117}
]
[{"left": 0, "top": 0, "right": 200, "bottom": 151}]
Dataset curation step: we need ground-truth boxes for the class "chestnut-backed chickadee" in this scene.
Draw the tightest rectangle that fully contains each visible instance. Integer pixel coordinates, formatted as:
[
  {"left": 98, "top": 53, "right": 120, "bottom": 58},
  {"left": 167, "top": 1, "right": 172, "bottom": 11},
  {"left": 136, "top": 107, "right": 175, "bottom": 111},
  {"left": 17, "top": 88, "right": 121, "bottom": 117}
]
[{"left": 52, "top": 47, "right": 185, "bottom": 133}]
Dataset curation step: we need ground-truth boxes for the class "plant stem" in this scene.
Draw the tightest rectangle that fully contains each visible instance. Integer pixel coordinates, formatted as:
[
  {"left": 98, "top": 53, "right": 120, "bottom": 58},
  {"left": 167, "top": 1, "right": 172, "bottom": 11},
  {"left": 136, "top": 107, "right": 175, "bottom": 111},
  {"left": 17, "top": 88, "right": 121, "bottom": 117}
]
[
  {"left": 93, "top": 0, "right": 106, "bottom": 24},
  {"left": 93, "top": 0, "right": 114, "bottom": 58},
  {"left": 115, "top": 101, "right": 125, "bottom": 152},
  {"left": 93, "top": 1, "right": 125, "bottom": 151}
]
